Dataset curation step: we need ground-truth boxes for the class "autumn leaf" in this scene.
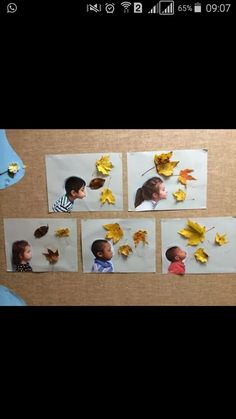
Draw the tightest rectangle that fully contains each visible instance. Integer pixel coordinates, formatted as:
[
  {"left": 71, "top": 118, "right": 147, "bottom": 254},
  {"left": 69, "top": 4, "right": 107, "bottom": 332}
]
[
  {"left": 178, "top": 219, "right": 206, "bottom": 246},
  {"left": 55, "top": 228, "right": 70, "bottom": 238},
  {"left": 103, "top": 223, "right": 124, "bottom": 244},
  {"left": 173, "top": 189, "right": 186, "bottom": 202},
  {"left": 8, "top": 162, "right": 19, "bottom": 174},
  {"left": 43, "top": 249, "right": 59, "bottom": 264},
  {"left": 215, "top": 233, "right": 228, "bottom": 246},
  {"left": 100, "top": 188, "right": 116, "bottom": 205},
  {"left": 154, "top": 151, "right": 173, "bottom": 165},
  {"left": 154, "top": 152, "right": 179, "bottom": 177},
  {"left": 178, "top": 169, "right": 196, "bottom": 186},
  {"left": 118, "top": 244, "right": 133, "bottom": 257},
  {"left": 89, "top": 178, "right": 106, "bottom": 190},
  {"left": 157, "top": 162, "right": 179, "bottom": 177},
  {"left": 194, "top": 248, "right": 208, "bottom": 263},
  {"left": 34, "top": 225, "right": 49, "bottom": 238},
  {"left": 133, "top": 230, "right": 148, "bottom": 247},
  {"left": 96, "top": 155, "right": 113, "bottom": 175}
]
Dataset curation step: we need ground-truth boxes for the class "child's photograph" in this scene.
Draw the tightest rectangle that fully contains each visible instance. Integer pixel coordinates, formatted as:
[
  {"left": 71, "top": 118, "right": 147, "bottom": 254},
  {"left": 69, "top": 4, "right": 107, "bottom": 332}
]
[
  {"left": 127, "top": 149, "right": 208, "bottom": 211},
  {"left": 4, "top": 218, "right": 78, "bottom": 272},
  {"left": 161, "top": 217, "right": 236, "bottom": 274},
  {"left": 45, "top": 153, "right": 123, "bottom": 212},
  {"left": 81, "top": 218, "right": 156, "bottom": 273}
]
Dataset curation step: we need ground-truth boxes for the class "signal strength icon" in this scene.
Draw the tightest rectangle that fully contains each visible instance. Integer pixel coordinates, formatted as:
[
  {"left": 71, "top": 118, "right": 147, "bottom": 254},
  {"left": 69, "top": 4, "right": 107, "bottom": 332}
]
[
  {"left": 159, "top": 1, "right": 174, "bottom": 15},
  {"left": 121, "top": 2, "right": 132, "bottom": 12},
  {"left": 148, "top": 3, "right": 159, "bottom": 13}
]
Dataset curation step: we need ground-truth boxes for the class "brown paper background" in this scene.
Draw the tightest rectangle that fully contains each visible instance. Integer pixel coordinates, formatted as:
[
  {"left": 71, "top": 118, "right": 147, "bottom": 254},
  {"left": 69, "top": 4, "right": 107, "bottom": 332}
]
[{"left": 1, "top": 129, "right": 236, "bottom": 305}]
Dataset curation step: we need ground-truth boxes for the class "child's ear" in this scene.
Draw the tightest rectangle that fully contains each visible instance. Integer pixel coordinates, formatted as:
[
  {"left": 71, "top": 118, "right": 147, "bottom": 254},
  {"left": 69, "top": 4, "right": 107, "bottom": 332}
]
[
  {"left": 70, "top": 189, "right": 76, "bottom": 197},
  {"left": 97, "top": 251, "right": 103, "bottom": 258}
]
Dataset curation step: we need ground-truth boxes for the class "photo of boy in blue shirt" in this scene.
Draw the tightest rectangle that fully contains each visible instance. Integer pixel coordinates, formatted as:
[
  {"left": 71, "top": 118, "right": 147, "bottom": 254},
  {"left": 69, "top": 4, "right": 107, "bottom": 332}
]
[{"left": 91, "top": 239, "right": 114, "bottom": 273}]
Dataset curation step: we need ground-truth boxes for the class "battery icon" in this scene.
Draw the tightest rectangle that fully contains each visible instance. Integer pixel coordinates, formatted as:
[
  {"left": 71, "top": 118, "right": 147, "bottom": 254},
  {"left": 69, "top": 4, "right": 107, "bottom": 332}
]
[{"left": 194, "top": 3, "right": 201, "bottom": 12}]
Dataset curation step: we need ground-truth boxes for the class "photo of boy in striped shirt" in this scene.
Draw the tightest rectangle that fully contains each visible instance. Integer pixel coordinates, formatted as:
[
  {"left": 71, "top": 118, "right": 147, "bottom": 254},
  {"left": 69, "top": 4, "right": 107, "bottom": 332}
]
[{"left": 52, "top": 176, "right": 86, "bottom": 212}]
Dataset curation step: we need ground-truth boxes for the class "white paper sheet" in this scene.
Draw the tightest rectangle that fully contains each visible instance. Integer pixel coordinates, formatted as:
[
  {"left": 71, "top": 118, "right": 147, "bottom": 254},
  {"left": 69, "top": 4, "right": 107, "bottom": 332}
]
[
  {"left": 45, "top": 153, "right": 123, "bottom": 212},
  {"left": 4, "top": 218, "right": 78, "bottom": 272},
  {"left": 161, "top": 217, "right": 236, "bottom": 274},
  {"left": 81, "top": 218, "right": 156, "bottom": 273},
  {"left": 127, "top": 149, "right": 208, "bottom": 211}
]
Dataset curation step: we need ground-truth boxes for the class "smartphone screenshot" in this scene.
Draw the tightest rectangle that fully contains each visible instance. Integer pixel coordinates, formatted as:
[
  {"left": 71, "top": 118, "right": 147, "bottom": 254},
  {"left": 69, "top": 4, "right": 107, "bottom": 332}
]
[{"left": 0, "top": 1, "right": 235, "bottom": 310}]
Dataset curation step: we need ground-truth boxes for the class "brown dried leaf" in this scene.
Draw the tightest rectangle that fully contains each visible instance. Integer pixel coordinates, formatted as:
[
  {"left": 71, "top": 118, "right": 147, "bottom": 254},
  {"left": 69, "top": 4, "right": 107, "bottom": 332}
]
[
  {"left": 34, "top": 225, "right": 49, "bottom": 238},
  {"left": 43, "top": 249, "right": 59, "bottom": 264},
  {"left": 89, "top": 178, "right": 106, "bottom": 190}
]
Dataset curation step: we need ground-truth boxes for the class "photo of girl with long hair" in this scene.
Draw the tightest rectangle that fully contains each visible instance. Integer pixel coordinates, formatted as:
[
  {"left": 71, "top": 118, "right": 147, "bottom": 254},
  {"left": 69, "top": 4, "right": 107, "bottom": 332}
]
[
  {"left": 12, "top": 240, "right": 33, "bottom": 272},
  {"left": 128, "top": 150, "right": 208, "bottom": 211},
  {"left": 134, "top": 176, "right": 167, "bottom": 211}
]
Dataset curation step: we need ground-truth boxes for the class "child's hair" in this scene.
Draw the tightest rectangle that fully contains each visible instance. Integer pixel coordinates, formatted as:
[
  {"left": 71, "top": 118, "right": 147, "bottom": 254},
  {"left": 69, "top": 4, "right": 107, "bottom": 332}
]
[
  {"left": 65, "top": 176, "right": 86, "bottom": 195},
  {"left": 91, "top": 239, "right": 109, "bottom": 257},
  {"left": 165, "top": 246, "right": 179, "bottom": 262},
  {"left": 134, "top": 176, "right": 163, "bottom": 208},
  {"left": 12, "top": 240, "right": 30, "bottom": 265}
]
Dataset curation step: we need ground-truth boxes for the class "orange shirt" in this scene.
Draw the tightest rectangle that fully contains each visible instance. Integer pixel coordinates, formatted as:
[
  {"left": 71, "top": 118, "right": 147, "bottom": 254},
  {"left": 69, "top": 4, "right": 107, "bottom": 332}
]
[{"left": 168, "top": 261, "right": 185, "bottom": 275}]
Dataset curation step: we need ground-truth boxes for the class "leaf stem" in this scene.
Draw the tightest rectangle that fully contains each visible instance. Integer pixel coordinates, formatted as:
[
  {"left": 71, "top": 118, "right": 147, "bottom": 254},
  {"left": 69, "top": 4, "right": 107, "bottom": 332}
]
[
  {"left": 107, "top": 176, "right": 111, "bottom": 189},
  {"left": 206, "top": 226, "right": 215, "bottom": 233},
  {"left": 141, "top": 166, "right": 155, "bottom": 176}
]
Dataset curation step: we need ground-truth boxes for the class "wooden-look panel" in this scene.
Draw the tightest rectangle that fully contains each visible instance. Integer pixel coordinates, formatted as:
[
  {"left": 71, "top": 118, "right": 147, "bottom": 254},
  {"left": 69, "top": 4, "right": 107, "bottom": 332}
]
[{"left": 0, "top": 129, "right": 236, "bottom": 305}]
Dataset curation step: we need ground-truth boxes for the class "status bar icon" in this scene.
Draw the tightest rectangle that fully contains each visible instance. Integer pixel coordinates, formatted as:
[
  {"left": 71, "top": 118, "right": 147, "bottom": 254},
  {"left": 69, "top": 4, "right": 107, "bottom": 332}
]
[
  {"left": 194, "top": 2, "right": 201, "bottom": 12},
  {"left": 159, "top": 1, "right": 174, "bottom": 15}
]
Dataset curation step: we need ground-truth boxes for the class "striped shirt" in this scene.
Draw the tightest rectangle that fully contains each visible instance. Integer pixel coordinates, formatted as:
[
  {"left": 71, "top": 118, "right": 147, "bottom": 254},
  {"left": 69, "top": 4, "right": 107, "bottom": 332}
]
[
  {"left": 91, "top": 259, "right": 114, "bottom": 273},
  {"left": 52, "top": 194, "right": 73, "bottom": 213}
]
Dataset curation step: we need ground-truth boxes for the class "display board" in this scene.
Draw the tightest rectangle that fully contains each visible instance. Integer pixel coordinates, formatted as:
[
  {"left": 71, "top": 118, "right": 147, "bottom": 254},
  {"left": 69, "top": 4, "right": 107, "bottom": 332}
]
[{"left": 1, "top": 129, "right": 236, "bottom": 305}]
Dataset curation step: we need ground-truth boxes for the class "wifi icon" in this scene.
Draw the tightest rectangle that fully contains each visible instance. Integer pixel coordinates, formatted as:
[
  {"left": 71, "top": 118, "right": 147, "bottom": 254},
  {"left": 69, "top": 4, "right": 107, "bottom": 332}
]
[{"left": 121, "top": 1, "right": 132, "bottom": 12}]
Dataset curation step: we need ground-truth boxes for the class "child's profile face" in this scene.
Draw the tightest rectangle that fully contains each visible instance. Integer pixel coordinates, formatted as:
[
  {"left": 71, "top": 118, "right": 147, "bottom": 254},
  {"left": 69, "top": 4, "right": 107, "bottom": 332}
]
[
  {"left": 158, "top": 184, "right": 167, "bottom": 200},
  {"left": 72, "top": 185, "right": 86, "bottom": 200},
  {"left": 153, "top": 184, "right": 167, "bottom": 201},
  {"left": 21, "top": 245, "right": 32, "bottom": 262},
  {"left": 99, "top": 242, "right": 113, "bottom": 260},
  {"left": 175, "top": 248, "right": 187, "bottom": 261}
]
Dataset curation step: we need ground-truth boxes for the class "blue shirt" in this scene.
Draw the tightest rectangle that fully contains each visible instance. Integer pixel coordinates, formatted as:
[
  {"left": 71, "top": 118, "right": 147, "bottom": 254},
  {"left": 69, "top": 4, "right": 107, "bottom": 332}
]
[{"left": 91, "top": 259, "right": 114, "bottom": 273}]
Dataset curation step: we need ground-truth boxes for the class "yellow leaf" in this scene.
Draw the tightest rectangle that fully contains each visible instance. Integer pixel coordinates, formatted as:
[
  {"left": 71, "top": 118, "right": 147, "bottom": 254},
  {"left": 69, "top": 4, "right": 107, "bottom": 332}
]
[
  {"left": 103, "top": 223, "right": 124, "bottom": 244},
  {"left": 133, "top": 230, "right": 148, "bottom": 247},
  {"left": 154, "top": 151, "right": 173, "bottom": 165},
  {"left": 100, "top": 188, "right": 116, "bottom": 205},
  {"left": 118, "top": 244, "right": 133, "bottom": 257},
  {"left": 178, "top": 169, "right": 196, "bottom": 186},
  {"left": 8, "top": 162, "right": 19, "bottom": 174},
  {"left": 157, "top": 161, "right": 179, "bottom": 177},
  {"left": 178, "top": 219, "right": 206, "bottom": 246},
  {"left": 96, "top": 155, "right": 113, "bottom": 175},
  {"left": 194, "top": 248, "right": 208, "bottom": 263},
  {"left": 154, "top": 152, "right": 179, "bottom": 177},
  {"left": 55, "top": 228, "right": 70, "bottom": 237},
  {"left": 215, "top": 232, "right": 228, "bottom": 246},
  {"left": 173, "top": 189, "right": 186, "bottom": 202}
]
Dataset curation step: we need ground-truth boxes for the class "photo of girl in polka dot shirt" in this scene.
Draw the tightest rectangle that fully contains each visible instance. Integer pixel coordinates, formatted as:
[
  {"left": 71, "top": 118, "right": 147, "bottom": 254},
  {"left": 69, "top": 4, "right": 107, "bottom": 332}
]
[{"left": 12, "top": 240, "right": 33, "bottom": 272}]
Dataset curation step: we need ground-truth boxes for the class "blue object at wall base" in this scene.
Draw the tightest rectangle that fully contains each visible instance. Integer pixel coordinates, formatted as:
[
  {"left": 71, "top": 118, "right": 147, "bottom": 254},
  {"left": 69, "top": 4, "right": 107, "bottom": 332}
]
[
  {"left": 0, "top": 285, "right": 27, "bottom": 306},
  {"left": 0, "top": 129, "right": 25, "bottom": 190}
]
